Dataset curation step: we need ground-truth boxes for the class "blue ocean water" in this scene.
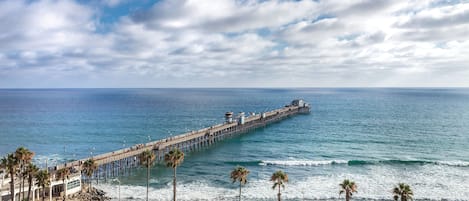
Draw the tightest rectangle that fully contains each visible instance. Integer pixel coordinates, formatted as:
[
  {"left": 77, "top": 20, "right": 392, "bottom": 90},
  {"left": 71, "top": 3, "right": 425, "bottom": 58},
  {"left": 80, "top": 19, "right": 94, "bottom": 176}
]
[{"left": 1, "top": 88, "right": 469, "bottom": 200}]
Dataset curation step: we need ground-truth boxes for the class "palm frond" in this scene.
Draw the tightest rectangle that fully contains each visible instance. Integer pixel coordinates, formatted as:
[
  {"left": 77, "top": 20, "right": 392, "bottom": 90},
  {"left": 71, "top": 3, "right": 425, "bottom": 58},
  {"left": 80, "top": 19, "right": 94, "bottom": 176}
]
[
  {"left": 164, "top": 148, "right": 185, "bottom": 168},
  {"left": 139, "top": 150, "right": 156, "bottom": 168},
  {"left": 271, "top": 170, "right": 288, "bottom": 192}
]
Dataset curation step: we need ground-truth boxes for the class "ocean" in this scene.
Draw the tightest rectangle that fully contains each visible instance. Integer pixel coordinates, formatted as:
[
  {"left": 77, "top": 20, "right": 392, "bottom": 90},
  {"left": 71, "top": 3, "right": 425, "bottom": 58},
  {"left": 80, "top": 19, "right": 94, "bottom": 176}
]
[{"left": 1, "top": 88, "right": 468, "bottom": 200}]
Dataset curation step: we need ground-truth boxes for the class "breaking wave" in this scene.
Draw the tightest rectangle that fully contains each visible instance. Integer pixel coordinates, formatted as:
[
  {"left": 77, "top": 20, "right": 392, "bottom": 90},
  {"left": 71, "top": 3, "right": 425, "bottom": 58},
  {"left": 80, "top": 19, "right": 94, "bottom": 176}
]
[
  {"left": 259, "top": 160, "right": 348, "bottom": 166},
  {"left": 96, "top": 165, "right": 469, "bottom": 201},
  {"left": 258, "top": 159, "right": 469, "bottom": 167}
]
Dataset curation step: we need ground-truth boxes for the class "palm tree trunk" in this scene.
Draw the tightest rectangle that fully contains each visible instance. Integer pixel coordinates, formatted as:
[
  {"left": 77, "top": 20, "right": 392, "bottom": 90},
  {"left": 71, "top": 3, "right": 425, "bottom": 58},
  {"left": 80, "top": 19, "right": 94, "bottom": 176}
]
[
  {"left": 277, "top": 184, "right": 281, "bottom": 201},
  {"left": 146, "top": 162, "right": 149, "bottom": 201},
  {"left": 22, "top": 177, "right": 26, "bottom": 201},
  {"left": 18, "top": 182, "right": 21, "bottom": 201},
  {"left": 401, "top": 195, "right": 405, "bottom": 201},
  {"left": 173, "top": 167, "right": 177, "bottom": 201},
  {"left": 18, "top": 181, "right": 20, "bottom": 201},
  {"left": 239, "top": 182, "right": 242, "bottom": 201},
  {"left": 27, "top": 175, "right": 33, "bottom": 201},
  {"left": 89, "top": 177, "right": 92, "bottom": 193},
  {"left": 9, "top": 171, "right": 15, "bottom": 201},
  {"left": 42, "top": 185, "right": 45, "bottom": 201},
  {"left": 63, "top": 179, "right": 66, "bottom": 201},
  {"left": 21, "top": 167, "right": 25, "bottom": 201},
  {"left": 345, "top": 190, "right": 350, "bottom": 201},
  {"left": 18, "top": 167, "right": 21, "bottom": 201}
]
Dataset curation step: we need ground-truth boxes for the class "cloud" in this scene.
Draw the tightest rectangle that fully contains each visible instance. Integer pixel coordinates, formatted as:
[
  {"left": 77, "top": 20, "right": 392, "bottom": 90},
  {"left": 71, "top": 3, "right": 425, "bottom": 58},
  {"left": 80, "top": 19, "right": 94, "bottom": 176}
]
[
  {"left": 396, "top": 3, "right": 469, "bottom": 28},
  {"left": 131, "top": 0, "right": 319, "bottom": 32},
  {"left": 0, "top": 0, "right": 469, "bottom": 88},
  {"left": 394, "top": 2, "right": 469, "bottom": 42},
  {"left": 0, "top": 0, "right": 95, "bottom": 51}
]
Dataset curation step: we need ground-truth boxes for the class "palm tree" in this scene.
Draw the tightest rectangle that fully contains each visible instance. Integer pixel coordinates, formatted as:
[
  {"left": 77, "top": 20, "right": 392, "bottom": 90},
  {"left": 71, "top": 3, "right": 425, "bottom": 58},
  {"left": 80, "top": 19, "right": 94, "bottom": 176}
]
[
  {"left": 82, "top": 159, "right": 98, "bottom": 192},
  {"left": 164, "top": 148, "right": 184, "bottom": 201},
  {"left": 230, "top": 166, "right": 249, "bottom": 201},
  {"left": 15, "top": 147, "right": 34, "bottom": 201},
  {"left": 271, "top": 170, "right": 288, "bottom": 201},
  {"left": 339, "top": 179, "right": 357, "bottom": 201},
  {"left": 139, "top": 150, "right": 156, "bottom": 201},
  {"left": 35, "top": 170, "right": 50, "bottom": 201},
  {"left": 393, "top": 183, "right": 413, "bottom": 201},
  {"left": 1, "top": 153, "right": 18, "bottom": 201},
  {"left": 26, "top": 163, "right": 39, "bottom": 201},
  {"left": 56, "top": 168, "right": 71, "bottom": 201}
]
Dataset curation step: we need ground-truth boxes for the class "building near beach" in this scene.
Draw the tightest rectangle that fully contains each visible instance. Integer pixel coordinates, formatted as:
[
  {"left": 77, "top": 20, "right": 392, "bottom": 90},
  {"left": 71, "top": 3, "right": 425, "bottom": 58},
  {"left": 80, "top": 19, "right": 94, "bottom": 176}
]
[{"left": 0, "top": 168, "right": 81, "bottom": 201}]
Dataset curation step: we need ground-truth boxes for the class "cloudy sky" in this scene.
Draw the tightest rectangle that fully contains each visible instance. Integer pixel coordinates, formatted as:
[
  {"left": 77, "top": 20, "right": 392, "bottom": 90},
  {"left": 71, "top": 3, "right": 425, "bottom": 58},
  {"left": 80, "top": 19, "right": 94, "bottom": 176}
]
[{"left": 1, "top": 0, "right": 468, "bottom": 88}]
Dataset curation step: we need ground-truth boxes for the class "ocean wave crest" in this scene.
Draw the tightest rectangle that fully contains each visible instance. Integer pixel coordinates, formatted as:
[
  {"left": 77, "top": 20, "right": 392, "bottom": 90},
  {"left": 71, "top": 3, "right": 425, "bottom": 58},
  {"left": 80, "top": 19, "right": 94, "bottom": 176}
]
[
  {"left": 436, "top": 160, "right": 469, "bottom": 167},
  {"left": 260, "top": 160, "right": 347, "bottom": 166},
  {"left": 258, "top": 159, "right": 469, "bottom": 167}
]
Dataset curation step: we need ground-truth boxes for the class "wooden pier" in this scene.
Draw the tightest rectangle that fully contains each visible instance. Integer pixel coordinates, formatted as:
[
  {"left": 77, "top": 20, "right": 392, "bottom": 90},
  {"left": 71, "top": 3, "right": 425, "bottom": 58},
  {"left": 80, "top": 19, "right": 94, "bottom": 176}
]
[
  {"left": 1, "top": 99, "right": 310, "bottom": 200},
  {"left": 62, "top": 99, "right": 310, "bottom": 180}
]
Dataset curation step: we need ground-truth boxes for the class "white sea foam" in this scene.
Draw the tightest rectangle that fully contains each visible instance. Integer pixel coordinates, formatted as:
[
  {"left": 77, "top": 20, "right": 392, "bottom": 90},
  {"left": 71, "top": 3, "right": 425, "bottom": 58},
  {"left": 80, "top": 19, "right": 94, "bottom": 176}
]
[
  {"left": 96, "top": 165, "right": 469, "bottom": 201},
  {"left": 436, "top": 160, "right": 469, "bottom": 167},
  {"left": 259, "top": 159, "right": 469, "bottom": 167},
  {"left": 259, "top": 160, "right": 348, "bottom": 166}
]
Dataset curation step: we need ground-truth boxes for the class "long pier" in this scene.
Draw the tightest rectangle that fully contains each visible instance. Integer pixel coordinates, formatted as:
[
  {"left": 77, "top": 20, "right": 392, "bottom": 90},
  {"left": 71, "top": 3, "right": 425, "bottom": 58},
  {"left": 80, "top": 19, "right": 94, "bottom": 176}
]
[
  {"left": 66, "top": 99, "right": 309, "bottom": 179},
  {"left": 1, "top": 99, "right": 310, "bottom": 201}
]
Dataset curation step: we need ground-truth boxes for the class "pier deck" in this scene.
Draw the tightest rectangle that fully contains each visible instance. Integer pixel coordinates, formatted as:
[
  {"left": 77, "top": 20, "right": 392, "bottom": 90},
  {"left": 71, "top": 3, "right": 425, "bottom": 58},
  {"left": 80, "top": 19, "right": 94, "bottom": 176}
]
[{"left": 59, "top": 100, "right": 309, "bottom": 171}]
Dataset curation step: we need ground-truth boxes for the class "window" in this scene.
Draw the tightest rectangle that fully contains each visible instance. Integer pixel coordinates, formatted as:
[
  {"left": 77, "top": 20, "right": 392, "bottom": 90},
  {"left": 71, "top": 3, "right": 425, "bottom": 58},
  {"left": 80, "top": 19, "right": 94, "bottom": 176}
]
[{"left": 67, "top": 179, "right": 80, "bottom": 190}]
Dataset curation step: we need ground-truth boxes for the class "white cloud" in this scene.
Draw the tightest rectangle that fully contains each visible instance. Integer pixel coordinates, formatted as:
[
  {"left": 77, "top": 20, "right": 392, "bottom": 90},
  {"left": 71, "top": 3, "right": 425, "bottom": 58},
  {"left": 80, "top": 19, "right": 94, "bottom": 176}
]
[
  {"left": 1, "top": 0, "right": 469, "bottom": 88},
  {"left": 0, "top": 0, "right": 95, "bottom": 51},
  {"left": 132, "top": 0, "right": 319, "bottom": 32},
  {"left": 396, "top": 3, "right": 469, "bottom": 28}
]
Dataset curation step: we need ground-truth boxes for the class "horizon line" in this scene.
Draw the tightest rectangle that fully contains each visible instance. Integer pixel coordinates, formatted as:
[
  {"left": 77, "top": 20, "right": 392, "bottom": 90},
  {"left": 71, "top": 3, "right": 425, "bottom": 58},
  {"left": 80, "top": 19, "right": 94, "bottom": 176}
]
[{"left": 1, "top": 86, "right": 469, "bottom": 89}]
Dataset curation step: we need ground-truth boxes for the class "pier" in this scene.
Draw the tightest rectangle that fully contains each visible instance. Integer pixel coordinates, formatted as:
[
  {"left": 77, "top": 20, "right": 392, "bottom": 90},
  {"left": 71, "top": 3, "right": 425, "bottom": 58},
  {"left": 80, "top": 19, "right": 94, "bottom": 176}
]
[{"left": 1, "top": 99, "right": 310, "bottom": 201}]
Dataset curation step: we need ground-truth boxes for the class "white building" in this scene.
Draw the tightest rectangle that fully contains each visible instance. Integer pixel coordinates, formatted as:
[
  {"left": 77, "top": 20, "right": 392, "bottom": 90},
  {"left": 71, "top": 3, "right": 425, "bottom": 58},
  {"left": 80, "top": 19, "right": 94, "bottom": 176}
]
[{"left": 0, "top": 171, "right": 81, "bottom": 201}]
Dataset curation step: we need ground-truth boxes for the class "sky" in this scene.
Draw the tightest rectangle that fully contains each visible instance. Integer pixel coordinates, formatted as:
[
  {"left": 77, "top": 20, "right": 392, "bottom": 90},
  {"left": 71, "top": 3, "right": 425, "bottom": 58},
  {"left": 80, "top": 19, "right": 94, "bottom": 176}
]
[{"left": 0, "top": 0, "right": 468, "bottom": 88}]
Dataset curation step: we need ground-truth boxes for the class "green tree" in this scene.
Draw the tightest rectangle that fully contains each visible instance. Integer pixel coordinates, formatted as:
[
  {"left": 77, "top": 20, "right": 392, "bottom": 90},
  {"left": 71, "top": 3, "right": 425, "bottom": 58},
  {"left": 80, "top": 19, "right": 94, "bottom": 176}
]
[
  {"left": 26, "top": 163, "right": 39, "bottom": 201},
  {"left": 1, "top": 153, "right": 18, "bottom": 201},
  {"left": 15, "top": 147, "right": 34, "bottom": 201},
  {"left": 57, "top": 168, "right": 71, "bottom": 201},
  {"left": 164, "top": 148, "right": 185, "bottom": 201},
  {"left": 139, "top": 150, "right": 156, "bottom": 201},
  {"left": 271, "top": 170, "right": 288, "bottom": 201},
  {"left": 339, "top": 179, "right": 357, "bottom": 201},
  {"left": 230, "top": 166, "right": 250, "bottom": 201},
  {"left": 82, "top": 159, "right": 98, "bottom": 192},
  {"left": 393, "top": 183, "right": 413, "bottom": 201},
  {"left": 35, "top": 170, "right": 50, "bottom": 201}
]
